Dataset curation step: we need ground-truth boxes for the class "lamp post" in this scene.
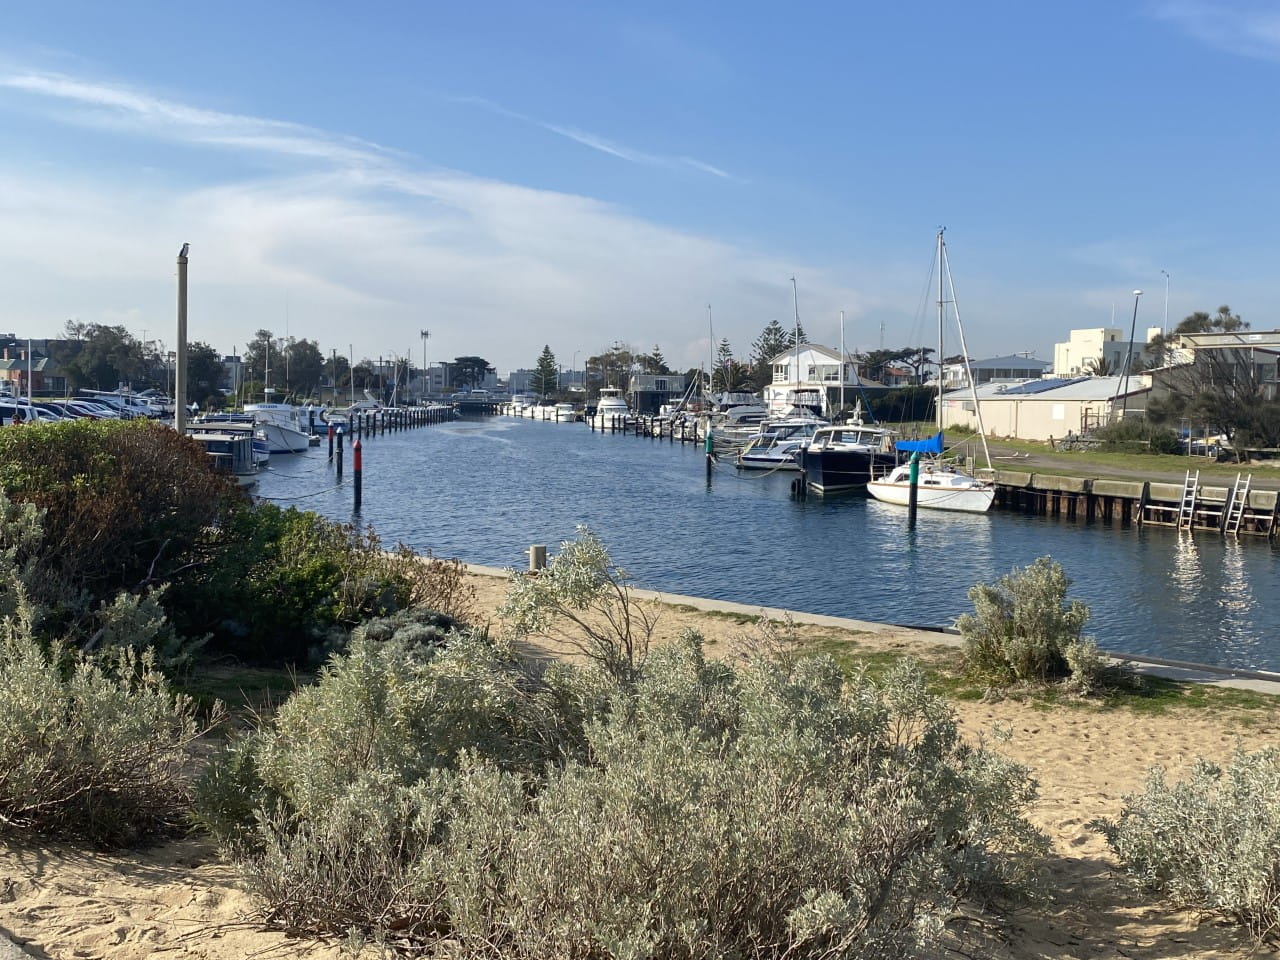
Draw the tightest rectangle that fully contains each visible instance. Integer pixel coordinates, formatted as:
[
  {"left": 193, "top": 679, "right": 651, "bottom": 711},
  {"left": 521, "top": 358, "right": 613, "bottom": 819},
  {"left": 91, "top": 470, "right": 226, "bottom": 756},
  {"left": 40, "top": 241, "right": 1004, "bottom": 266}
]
[
  {"left": 1161, "top": 270, "right": 1170, "bottom": 338},
  {"left": 1119, "top": 289, "right": 1143, "bottom": 418},
  {"left": 175, "top": 243, "right": 189, "bottom": 434}
]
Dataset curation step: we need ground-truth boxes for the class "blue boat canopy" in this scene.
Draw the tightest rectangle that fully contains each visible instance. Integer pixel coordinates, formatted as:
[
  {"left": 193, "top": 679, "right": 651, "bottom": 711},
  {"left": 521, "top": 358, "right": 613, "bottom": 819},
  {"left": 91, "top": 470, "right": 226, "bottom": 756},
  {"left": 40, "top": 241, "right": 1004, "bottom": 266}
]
[{"left": 895, "top": 431, "right": 944, "bottom": 454}]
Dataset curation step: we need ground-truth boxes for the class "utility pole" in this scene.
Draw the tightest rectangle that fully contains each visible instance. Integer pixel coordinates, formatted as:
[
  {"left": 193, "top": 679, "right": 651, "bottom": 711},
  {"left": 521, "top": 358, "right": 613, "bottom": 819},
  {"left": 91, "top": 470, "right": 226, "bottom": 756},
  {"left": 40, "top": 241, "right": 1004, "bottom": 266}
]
[
  {"left": 175, "top": 244, "right": 189, "bottom": 434},
  {"left": 1161, "top": 270, "right": 1170, "bottom": 338}
]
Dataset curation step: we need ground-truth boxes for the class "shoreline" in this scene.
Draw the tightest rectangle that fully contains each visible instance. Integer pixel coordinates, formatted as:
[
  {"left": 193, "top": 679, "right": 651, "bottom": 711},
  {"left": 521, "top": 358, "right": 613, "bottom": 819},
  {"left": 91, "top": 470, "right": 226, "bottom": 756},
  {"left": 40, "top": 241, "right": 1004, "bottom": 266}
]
[{"left": 465, "top": 562, "right": 1280, "bottom": 694}]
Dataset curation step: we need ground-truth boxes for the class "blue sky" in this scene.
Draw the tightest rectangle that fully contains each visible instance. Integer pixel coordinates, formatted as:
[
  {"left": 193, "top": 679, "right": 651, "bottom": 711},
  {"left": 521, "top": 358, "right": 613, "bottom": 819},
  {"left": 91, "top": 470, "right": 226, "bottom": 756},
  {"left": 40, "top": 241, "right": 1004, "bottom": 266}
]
[{"left": 0, "top": 1, "right": 1276, "bottom": 375}]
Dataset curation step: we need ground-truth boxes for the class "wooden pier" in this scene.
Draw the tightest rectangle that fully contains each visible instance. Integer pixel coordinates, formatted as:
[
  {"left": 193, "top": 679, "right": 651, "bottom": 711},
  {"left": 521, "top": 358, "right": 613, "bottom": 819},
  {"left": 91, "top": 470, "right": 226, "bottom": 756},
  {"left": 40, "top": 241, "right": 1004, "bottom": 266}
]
[{"left": 984, "top": 469, "right": 1279, "bottom": 538}]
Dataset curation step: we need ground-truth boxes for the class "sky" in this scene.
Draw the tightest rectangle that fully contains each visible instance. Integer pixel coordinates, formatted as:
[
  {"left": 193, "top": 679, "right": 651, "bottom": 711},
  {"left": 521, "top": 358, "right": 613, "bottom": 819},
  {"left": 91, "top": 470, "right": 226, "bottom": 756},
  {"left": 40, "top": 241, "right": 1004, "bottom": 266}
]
[{"left": 1, "top": 1, "right": 1277, "bottom": 377}]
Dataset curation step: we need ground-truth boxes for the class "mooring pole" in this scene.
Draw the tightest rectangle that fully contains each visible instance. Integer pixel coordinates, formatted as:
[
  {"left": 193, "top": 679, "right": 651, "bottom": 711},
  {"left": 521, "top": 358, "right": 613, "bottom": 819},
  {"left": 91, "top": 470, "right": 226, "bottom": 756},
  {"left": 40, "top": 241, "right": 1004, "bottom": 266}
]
[
  {"left": 336, "top": 426, "right": 344, "bottom": 479},
  {"left": 907, "top": 453, "right": 920, "bottom": 528},
  {"left": 328, "top": 421, "right": 335, "bottom": 461},
  {"left": 353, "top": 437, "right": 362, "bottom": 510}
]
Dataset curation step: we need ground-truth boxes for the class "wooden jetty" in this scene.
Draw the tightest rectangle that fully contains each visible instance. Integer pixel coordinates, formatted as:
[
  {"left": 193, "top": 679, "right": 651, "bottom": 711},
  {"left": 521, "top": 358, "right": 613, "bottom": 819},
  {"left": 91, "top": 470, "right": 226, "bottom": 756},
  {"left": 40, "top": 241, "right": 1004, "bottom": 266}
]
[{"left": 982, "top": 468, "right": 1279, "bottom": 538}]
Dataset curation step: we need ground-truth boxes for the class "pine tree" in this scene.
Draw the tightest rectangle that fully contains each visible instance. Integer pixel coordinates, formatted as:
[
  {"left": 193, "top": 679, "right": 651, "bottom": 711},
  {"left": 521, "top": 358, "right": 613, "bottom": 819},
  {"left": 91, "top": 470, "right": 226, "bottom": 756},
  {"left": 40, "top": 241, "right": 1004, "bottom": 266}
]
[
  {"left": 532, "top": 346, "right": 558, "bottom": 397},
  {"left": 749, "top": 320, "right": 792, "bottom": 391}
]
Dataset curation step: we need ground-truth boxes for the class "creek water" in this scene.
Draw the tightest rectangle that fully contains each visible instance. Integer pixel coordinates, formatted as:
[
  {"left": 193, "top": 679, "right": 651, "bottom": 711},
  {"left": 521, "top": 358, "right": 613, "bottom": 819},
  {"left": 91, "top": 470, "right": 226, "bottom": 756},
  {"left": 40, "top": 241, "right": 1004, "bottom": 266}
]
[{"left": 256, "top": 415, "right": 1280, "bottom": 672}]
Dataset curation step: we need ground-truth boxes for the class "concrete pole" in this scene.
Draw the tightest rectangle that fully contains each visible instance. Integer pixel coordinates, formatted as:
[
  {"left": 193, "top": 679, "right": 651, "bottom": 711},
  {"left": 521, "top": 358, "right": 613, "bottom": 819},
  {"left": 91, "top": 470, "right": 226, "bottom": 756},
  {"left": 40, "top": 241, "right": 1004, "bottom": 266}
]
[{"left": 175, "top": 244, "right": 189, "bottom": 434}]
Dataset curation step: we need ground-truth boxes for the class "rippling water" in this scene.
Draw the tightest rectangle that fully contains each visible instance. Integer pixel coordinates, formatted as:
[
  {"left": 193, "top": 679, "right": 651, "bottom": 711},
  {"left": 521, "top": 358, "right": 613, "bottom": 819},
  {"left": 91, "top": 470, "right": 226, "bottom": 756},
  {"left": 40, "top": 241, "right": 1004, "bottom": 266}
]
[{"left": 256, "top": 416, "right": 1280, "bottom": 672}]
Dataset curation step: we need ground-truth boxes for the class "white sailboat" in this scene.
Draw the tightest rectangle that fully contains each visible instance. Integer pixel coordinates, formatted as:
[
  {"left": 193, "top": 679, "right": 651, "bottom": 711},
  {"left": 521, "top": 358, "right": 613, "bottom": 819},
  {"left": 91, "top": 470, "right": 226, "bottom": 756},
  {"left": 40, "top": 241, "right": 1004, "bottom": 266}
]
[{"left": 867, "top": 229, "right": 994, "bottom": 513}]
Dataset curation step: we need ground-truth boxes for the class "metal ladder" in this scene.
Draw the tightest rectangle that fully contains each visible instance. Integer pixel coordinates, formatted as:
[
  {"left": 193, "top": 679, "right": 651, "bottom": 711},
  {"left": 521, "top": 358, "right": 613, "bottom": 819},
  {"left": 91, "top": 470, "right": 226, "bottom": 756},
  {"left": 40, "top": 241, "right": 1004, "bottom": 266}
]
[
  {"left": 1177, "top": 470, "right": 1199, "bottom": 530},
  {"left": 1223, "top": 472, "right": 1252, "bottom": 535}
]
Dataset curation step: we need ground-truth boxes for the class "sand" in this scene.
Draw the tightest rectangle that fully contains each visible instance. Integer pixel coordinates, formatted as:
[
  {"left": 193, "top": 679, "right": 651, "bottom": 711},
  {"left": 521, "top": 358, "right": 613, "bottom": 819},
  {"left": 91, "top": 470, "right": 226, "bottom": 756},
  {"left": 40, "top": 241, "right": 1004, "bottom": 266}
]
[{"left": 2, "top": 568, "right": 1276, "bottom": 959}]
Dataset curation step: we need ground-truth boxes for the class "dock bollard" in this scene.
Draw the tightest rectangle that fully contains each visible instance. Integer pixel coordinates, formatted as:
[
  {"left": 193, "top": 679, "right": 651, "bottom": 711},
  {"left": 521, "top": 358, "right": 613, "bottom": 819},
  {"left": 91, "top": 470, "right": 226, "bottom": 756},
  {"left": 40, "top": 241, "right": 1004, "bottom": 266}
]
[
  {"left": 353, "top": 438, "right": 362, "bottom": 510},
  {"left": 529, "top": 544, "right": 547, "bottom": 572},
  {"left": 907, "top": 453, "right": 920, "bottom": 528},
  {"left": 327, "top": 422, "right": 334, "bottom": 461},
  {"left": 336, "top": 426, "right": 344, "bottom": 479}
]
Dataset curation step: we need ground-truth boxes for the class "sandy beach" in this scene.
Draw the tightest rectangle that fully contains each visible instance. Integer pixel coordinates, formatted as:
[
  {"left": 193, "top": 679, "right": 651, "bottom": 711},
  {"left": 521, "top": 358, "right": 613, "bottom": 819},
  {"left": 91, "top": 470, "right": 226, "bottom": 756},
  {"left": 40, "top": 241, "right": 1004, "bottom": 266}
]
[{"left": 2, "top": 567, "right": 1277, "bottom": 959}]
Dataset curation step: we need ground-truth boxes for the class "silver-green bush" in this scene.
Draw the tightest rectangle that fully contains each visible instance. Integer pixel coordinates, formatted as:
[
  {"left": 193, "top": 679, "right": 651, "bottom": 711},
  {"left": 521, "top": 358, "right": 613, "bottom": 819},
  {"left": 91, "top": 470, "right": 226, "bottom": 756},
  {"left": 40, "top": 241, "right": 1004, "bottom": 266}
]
[
  {"left": 0, "top": 615, "right": 210, "bottom": 846},
  {"left": 1099, "top": 748, "right": 1280, "bottom": 941},
  {"left": 957, "top": 556, "right": 1101, "bottom": 690},
  {"left": 202, "top": 628, "right": 1045, "bottom": 957}
]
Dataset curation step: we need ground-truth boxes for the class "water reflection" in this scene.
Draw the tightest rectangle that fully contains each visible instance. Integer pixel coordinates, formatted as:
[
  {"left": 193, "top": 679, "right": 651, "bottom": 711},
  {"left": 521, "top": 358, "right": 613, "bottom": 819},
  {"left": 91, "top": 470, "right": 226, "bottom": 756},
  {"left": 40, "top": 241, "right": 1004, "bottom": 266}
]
[{"left": 255, "top": 417, "right": 1280, "bottom": 671}]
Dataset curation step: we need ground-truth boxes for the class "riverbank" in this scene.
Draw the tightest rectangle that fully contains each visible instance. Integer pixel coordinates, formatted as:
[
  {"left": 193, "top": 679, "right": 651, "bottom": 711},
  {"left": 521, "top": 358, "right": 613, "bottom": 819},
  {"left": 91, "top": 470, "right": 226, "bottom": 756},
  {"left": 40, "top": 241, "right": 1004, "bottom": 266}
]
[{"left": 3, "top": 566, "right": 1278, "bottom": 959}]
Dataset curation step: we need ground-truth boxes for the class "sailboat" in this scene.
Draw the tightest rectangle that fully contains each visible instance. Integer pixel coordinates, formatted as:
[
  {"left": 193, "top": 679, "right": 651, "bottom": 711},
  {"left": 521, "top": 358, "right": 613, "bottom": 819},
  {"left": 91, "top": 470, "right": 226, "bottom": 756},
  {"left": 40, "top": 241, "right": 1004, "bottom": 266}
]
[
  {"left": 244, "top": 338, "right": 311, "bottom": 454},
  {"left": 866, "top": 229, "right": 995, "bottom": 513}
]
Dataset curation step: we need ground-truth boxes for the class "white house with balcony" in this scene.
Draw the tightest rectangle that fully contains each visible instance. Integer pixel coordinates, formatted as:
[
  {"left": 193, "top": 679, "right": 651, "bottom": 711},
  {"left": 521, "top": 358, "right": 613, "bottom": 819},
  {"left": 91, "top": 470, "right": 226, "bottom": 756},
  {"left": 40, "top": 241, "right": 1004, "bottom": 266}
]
[{"left": 763, "top": 344, "right": 861, "bottom": 415}]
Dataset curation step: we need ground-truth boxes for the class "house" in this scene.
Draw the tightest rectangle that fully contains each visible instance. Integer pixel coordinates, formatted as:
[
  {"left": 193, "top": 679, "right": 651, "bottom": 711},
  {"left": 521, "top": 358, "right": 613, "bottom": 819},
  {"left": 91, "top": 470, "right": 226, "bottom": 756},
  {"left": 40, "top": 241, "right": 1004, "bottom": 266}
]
[
  {"left": 0, "top": 341, "right": 67, "bottom": 396},
  {"left": 628, "top": 372, "right": 686, "bottom": 414},
  {"left": 763, "top": 344, "right": 860, "bottom": 415},
  {"left": 1053, "top": 327, "right": 1162, "bottom": 377},
  {"left": 942, "top": 355, "right": 1052, "bottom": 390},
  {"left": 941, "top": 376, "right": 1151, "bottom": 441}
]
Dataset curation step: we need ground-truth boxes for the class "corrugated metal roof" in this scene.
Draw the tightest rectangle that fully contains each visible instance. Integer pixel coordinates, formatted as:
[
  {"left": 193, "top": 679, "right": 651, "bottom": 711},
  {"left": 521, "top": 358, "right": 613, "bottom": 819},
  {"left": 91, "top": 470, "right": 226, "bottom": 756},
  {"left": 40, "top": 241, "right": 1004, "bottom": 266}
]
[{"left": 942, "top": 376, "right": 1147, "bottom": 401}]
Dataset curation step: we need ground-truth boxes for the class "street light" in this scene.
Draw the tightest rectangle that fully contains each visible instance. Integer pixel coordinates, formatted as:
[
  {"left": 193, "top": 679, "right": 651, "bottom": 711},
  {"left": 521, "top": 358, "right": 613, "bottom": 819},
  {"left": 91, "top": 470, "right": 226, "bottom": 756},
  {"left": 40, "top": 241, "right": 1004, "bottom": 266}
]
[
  {"left": 1160, "top": 270, "right": 1170, "bottom": 338},
  {"left": 1118, "top": 289, "right": 1143, "bottom": 418},
  {"left": 420, "top": 329, "right": 430, "bottom": 400}
]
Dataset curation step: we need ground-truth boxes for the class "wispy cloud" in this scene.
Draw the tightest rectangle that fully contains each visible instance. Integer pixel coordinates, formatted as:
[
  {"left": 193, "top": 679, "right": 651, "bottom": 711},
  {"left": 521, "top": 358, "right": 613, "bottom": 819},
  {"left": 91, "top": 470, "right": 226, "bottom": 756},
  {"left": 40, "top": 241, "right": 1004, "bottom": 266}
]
[
  {"left": 0, "top": 71, "right": 836, "bottom": 372},
  {"left": 451, "top": 94, "right": 736, "bottom": 180},
  {"left": 0, "top": 71, "right": 401, "bottom": 167},
  {"left": 1149, "top": 1, "right": 1280, "bottom": 60}
]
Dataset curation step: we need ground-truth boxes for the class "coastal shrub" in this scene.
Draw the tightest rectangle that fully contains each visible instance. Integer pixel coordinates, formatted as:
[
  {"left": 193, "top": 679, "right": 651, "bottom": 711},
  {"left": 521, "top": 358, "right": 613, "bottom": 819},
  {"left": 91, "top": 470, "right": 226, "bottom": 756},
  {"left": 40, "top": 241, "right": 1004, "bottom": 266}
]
[
  {"left": 499, "top": 526, "right": 656, "bottom": 681},
  {"left": 0, "top": 419, "right": 238, "bottom": 627},
  {"left": 0, "top": 605, "right": 215, "bottom": 847},
  {"left": 958, "top": 557, "right": 1100, "bottom": 689},
  {"left": 1093, "top": 418, "right": 1181, "bottom": 454},
  {"left": 1099, "top": 748, "right": 1280, "bottom": 942},
  {"left": 173, "top": 503, "right": 477, "bottom": 664},
  {"left": 200, "top": 623, "right": 1045, "bottom": 957}
]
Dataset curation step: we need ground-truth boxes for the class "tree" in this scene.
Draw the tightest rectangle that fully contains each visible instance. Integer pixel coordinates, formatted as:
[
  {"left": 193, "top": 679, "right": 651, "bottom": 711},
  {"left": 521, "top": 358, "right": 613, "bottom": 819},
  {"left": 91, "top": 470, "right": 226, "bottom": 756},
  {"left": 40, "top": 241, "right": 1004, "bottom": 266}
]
[
  {"left": 854, "top": 347, "right": 916, "bottom": 385},
  {"left": 1145, "top": 305, "right": 1279, "bottom": 454},
  {"left": 451, "top": 356, "right": 494, "bottom": 390},
  {"left": 1084, "top": 356, "right": 1116, "bottom": 376},
  {"left": 902, "top": 346, "right": 936, "bottom": 384},
  {"left": 749, "top": 320, "right": 792, "bottom": 391},
  {"left": 531, "top": 346, "right": 558, "bottom": 397},
  {"left": 56, "top": 323, "right": 146, "bottom": 391},
  {"left": 588, "top": 344, "right": 636, "bottom": 391},
  {"left": 285, "top": 339, "right": 326, "bottom": 397},
  {"left": 1147, "top": 305, "right": 1249, "bottom": 367},
  {"left": 187, "top": 342, "right": 225, "bottom": 407},
  {"left": 639, "top": 345, "right": 669, "bottom": 375},
  {"left": 711, "top": 338, "right": 751, "bottom": 392}
]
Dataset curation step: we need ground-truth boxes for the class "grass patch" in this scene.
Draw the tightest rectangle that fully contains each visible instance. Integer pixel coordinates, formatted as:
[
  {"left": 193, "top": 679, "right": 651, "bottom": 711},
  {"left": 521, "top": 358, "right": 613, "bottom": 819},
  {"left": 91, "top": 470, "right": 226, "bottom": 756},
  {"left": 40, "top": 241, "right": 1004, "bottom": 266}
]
[
  {"left": 665, "top": 603, "right": 760, "bottom": 625},
  {"left": 178, "top": 663, "right": 306, "bottom": 723}
]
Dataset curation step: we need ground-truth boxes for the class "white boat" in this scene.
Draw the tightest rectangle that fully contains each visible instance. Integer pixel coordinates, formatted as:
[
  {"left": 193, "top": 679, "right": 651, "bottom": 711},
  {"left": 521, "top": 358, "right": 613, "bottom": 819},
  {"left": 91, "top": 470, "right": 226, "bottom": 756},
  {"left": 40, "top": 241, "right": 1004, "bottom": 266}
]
[
  {"left": 867, "top": 229, "right": 994, "bottom": 513},
  {"left": 592, "top": 386, "right": 630, "bottom": 421},
  {"left": 244, "top": 402, "right": 310, "bottom": 453},
  {"left": 187, "top": 428, "right": 259, "bottom": 489},
  {"left": 554, "top": 402, "right": 578, "bottom": 422},
  {"left": 735, "top": 415, "right": 826, "bottom": 471}
]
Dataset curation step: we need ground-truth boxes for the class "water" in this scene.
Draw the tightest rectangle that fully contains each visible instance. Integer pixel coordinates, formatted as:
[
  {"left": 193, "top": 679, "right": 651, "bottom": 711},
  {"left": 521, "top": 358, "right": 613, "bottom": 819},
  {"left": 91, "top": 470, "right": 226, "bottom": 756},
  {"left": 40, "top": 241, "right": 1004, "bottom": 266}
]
[{"left": 257, "top": 416, "right": 1280, "bottom": 672}]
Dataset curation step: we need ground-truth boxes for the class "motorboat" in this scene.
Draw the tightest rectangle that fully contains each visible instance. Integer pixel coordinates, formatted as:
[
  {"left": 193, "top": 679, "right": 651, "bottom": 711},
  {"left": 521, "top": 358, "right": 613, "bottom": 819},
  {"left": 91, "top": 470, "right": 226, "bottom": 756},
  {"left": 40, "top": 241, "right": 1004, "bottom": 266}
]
[
  {"left": 735, "top": 416, "right": 826, "bottom": 471},
  {"left": 554, "top": 402, "right": 578, "bottom": 422},
  {"left": 186, "top": 428, "right": 259, "bottom": 489},
  {"left": 795, "top": 422, "right": 900, "bottom": 494},
  {"left": 244, "top": 402, "right": 311, "bottom": 453},
  {"left": 591, "top": 386, "right": 631, "bottom": 427}
]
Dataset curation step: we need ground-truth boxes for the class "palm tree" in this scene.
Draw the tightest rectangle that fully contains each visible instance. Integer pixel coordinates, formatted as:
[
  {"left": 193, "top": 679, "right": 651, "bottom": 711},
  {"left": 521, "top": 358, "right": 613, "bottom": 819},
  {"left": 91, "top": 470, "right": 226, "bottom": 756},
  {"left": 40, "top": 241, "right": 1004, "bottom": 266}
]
[{"left": 1084, "top": 356, "right": 1116, "bottom": 377}]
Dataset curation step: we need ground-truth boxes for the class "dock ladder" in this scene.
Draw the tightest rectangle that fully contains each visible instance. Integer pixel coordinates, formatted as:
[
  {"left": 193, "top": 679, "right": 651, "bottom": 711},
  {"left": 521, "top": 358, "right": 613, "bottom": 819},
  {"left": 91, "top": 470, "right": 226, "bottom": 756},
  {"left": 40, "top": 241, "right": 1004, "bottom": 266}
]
[
  {"left": 1177, "top": 470, "right": 1199, "bottom": 530},
  {"left": 1223, "top": 473, "right": 1252, "bottom": 535}
]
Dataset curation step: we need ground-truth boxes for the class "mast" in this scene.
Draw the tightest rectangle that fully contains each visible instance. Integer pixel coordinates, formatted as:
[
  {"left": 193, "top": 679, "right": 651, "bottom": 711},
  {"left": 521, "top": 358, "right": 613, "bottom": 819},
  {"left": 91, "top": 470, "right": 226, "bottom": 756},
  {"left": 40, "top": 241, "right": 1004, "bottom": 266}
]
[
  {"left": 264, "top": 337, "right": 271, "bottom": 402},
  {"left": 941, "top": 234, "right": 993, "bottom": 470},
  {"left": 839, "top": 309, "right": 846, "bottom": 414},
  {"left": 790, "top": 276, "right": 801, "bottom": 409},
  {"left": 936, "top": 229, "right": 944, "bottom": 436},
  {"left": 707, "top": 304, "right": 714, "bottom": 401}
]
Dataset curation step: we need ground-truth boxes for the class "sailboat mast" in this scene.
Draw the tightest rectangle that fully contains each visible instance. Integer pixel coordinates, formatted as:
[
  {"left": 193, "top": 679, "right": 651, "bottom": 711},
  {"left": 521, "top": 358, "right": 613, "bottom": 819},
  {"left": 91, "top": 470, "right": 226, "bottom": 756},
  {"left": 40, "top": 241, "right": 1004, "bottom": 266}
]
[
  {"left": 839, "top": 309, "right": 846, "bottom": 414},
  {"left": 707, "top": 303, "right": 714, "bottom": 400},
  {"left": 941, "top": 237, "right": 994, "bottom": 470},
  {"left": 936, "top": 229, "right": 945, "bottom": 436},
  {"left": 790, "top": 276, "right": 801, "bottom": 407}
]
